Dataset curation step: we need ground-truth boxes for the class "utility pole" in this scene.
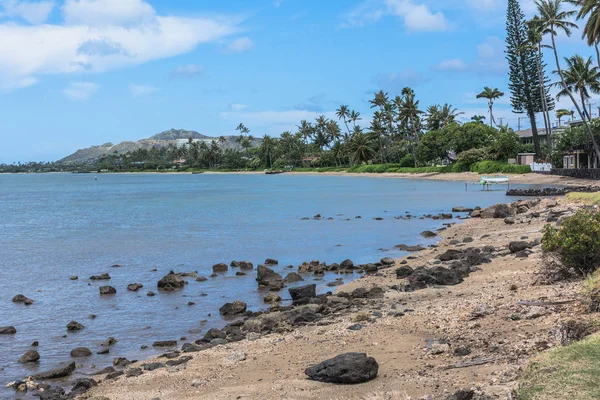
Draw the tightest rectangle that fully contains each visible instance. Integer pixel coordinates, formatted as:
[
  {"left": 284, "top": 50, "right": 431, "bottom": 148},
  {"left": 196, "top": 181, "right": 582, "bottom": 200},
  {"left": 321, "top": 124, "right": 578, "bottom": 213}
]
[
  {"left": 517, "top": 117, "right": 521, "bottom": 131},
  {"left": 498, "top": 117, "right": 504, "bottom": 126}
]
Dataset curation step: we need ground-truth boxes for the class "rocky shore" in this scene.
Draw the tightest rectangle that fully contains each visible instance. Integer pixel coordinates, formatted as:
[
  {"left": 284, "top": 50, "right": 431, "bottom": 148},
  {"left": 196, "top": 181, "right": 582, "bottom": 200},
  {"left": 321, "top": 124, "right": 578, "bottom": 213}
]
[{"left": 5, "top": 196, "right": 590, "bottom": 400}]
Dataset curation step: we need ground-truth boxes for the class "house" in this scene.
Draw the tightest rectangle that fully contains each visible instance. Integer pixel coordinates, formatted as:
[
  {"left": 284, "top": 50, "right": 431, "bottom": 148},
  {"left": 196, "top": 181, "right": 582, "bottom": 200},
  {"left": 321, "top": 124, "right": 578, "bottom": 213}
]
[{"left": 515, "top": 128, "right": 553, "bottom": 147}]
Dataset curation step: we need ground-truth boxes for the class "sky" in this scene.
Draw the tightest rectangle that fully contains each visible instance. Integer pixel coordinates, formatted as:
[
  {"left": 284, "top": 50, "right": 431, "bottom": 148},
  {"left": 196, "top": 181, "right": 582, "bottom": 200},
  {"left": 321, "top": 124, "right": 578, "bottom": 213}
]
[{"left": 0, "top": 0, "right": 598, "bottom": 163}]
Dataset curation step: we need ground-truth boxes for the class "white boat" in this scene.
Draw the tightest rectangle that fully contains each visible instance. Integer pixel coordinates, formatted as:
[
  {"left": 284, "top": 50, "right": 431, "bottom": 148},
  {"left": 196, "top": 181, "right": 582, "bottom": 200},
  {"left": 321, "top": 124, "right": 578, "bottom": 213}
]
[{"left": 480, "top": 175, "right": 509, "bottom": 184}]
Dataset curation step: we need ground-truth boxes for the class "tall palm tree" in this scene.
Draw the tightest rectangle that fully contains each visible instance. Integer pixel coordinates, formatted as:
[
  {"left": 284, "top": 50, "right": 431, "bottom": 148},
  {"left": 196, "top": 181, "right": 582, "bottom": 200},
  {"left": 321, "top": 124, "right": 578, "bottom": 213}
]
[
  {"left": 297, "top": 120, "right": 313, "bottom": 145},
  {"left": 536, "top": 0, "right": 600, "bottom": 163},
  {"left": 425, "top": 105, "right": 442, "bottom": 131},
  {"left": 556, "top": 108, "right": 572, "bottom": 125},
  {"left": 476, "top": 87, "right": 505, "bottom": 127},
  {"left": 335, "top": 105, "right": 351, "bottom": 138},
  {"left": 438, "top": 104, "right": 464, "bottom": 128},
  {"left": 553, "top": 55, "right": 600, "bottom": 121},
  {"left": 349, "top": 110, "right": 362, "bottom": 128},
  {"left": 471, "top": 115, "right": 486, "bottom": 123},
  {"left": 397, "top": 87, "right": 423, "bottom": 166},
  {"left": 348, "top": 131, "right": 376, "bottom": 165},
  {"left": 528, "top": 16, "right": 554, "bottom": 152}
]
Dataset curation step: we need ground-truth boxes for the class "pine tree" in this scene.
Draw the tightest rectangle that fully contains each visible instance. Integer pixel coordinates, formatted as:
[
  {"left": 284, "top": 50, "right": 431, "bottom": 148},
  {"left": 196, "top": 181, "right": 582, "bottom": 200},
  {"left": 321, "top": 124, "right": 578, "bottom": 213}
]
[{"left": 506, "top": 0, "right": 552, "bottom": 158}]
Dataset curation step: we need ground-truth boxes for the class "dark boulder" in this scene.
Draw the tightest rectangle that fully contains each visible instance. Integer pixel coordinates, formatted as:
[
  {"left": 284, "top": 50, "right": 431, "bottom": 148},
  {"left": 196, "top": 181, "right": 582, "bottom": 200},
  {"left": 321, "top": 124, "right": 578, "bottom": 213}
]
[
  {"left": 284, "top": 272, "right": 304, "bottom": 283},
  {"left": 394, "top": 244, "right": 426, "bottom": 252},
  {"left": 105, "top": 370, "right": 124, "bottom": 380},
  {"left": 157, "top": 271, "right": 185, "bottom": 291},
  {"left": 92, "top": 366, "right": 115, "bottom": 375},
  {"left": 445, "top": 389, "right": 475, "bottom": 400},
  {"left": 395, "top": 266, "right": 414, "bottom": 279},
  {"left": 12, "top": 294, "right": 34, "bottom": 305},
  {"left": 152, "top": 340, "right": 178, "bottom": 347},
  {"left": 257, "top": 265, "right": 284, "bottom": 290},
  {"left": 452, "top": 206, "right": 474, "bottom": 212},
  {"left": 305, "top": 352, "right": 378, "bottom": 384},
  {"left": 66, "top": 321, "right": 84, "bottom": 331},
  {"left": 289, "top": 284, "right": 316, "bottom": 304},
  {"left": 113, "top": 357, "right": 132, "bottom": 367},
  {"left": 212, "top": 263, "right": 228, "bottom": 273},
  {"left": 340, "top": 259, "right": 354, "bottom": 269},
  {"left": 33, "top": 362, "right": 76, "bottom": 380},
  {"left": 99, "top": 285, "right": 116, "bottom": 295},
  {"left": 127, "top": 283, "right": 143, "bottom": 291},
  {"left": 90, "top": 273, "right": 111, "bottom": 280},
  {"left": 203, "top": 328, "right": 226, "bottom": 341},
  {"left": 70, "top": 347, "right": 92, "bottom": 357},
  {"left": 380, "top": 257, "right": 395, "bottom": 266},
  {"left": 126, "top": 368, "right": 143, "bottom": 377},
  {"left": 219, "top": 300, "right": 247, "bottom": 316},
  {"left": 0, "top": 326, "right": 16, "bottom": 334},
  {"left": 71, "top": 378, "right": 97, "bottom": 394},
  {"left": 38, "top": 386, "right": 65, "bottom": 400},
  {"left": 509, "top": 241, "right": 531, "bottom": 253},
  {"left": 363, "top": 264, "right": 378, "bottom": 274},
  {"left": 231, "top": 261, "right": 254, "bottom": 270},
  {"left": 264, "top": 258, "right": 279, "bottom": 266},
  {"left": 421, "top": 230, "right": 437, "bottom": 238},
  {"left": 18, "top": 350, "right": 40, "bottom": 363},
  {"left": 143, "top": 362, "right": 165, "bottom": 371}
]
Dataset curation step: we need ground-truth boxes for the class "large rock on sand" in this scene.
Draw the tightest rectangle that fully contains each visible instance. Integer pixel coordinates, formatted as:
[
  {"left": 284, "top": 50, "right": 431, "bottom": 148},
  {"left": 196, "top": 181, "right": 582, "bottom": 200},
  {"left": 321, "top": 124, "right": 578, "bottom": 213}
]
[
  {"left": 289, "top": 284, "right": 316, "bottom": 304},
  {"left": 305, "top": 352, "right": 378, "bottom": 384},
  {"left": 219, "top": 301, "right": 247, "bottom": 316},
  {"left": 256, "top": 265, "right": 284, "bottom": 290},
  {"left": 33, "top": 362, "right": 76, "bottom": 380}
]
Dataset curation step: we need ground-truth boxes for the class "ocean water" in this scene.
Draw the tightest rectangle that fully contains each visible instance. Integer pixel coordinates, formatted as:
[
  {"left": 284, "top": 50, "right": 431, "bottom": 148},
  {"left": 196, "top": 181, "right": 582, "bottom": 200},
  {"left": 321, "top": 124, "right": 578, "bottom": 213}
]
[{"left": 0, "top": 173, "right": 539, "bottom": 396}]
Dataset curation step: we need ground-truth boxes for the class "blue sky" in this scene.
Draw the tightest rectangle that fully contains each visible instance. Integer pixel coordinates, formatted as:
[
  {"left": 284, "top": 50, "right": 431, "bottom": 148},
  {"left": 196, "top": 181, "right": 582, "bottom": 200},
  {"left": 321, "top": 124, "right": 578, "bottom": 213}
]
[{"left": 0, "top": 0, "right": 597, "bottom": 162}]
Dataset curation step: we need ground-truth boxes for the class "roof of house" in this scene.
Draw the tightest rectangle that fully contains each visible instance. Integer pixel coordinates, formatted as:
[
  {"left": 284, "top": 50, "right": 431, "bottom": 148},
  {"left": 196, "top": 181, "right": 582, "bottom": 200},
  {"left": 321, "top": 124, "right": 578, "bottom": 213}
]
[{"left": 515, "top": 129, "right": 550, "bottom": 138}]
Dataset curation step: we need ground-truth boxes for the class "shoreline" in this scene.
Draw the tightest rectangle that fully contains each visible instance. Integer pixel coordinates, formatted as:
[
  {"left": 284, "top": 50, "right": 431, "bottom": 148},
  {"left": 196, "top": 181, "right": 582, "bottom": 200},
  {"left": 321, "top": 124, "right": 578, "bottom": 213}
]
[{"left": 67, "top": 197, "right": 589, "bottom": 400}]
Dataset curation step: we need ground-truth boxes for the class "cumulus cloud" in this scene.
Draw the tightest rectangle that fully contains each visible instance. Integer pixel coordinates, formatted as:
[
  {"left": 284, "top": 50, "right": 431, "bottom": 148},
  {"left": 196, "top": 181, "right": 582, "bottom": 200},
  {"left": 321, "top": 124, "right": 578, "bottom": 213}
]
[
  {"left": 0, "top": 0, "right": 54, "bottom": 24},
  {"left": 62, "top": 81, "right": 99, "bottom": 100},
  {"left": 226, "top": 37, "right": 255, "bottom": 53},
  {"left": 340, "top": 0, "right": 449, "bottom": 31},
  {"left": 171, "top": 64, "right": 203, "bottom": 77},
  {"left": 129, "top": 83, "right": 158, "bottom": 96},
  {"left": 0, "top": 0, "right": 240, "bottom": 90},
  {"left": 373, "top": 69, "right": 429, "bottom": 92}
]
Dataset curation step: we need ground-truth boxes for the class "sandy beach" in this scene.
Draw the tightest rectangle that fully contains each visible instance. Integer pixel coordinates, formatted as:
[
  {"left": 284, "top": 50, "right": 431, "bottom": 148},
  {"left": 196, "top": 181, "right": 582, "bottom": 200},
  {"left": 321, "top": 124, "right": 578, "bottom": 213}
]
[{"left": 71, "top": 196, "right": 590, "bottom": 400}]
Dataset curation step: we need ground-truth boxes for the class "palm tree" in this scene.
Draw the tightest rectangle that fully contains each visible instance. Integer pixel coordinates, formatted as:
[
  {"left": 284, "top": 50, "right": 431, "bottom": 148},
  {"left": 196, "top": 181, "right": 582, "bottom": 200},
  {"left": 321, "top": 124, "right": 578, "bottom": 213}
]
[
  {"left": 348, "top": 131, "right": 376, "bottom": 165},
  {"left": 556, "top": 108, "right": 572, "bottom": 126},
  {"left": 567, "top": 0, "right": 600, "bottom": 66},
  {"left": 438, "top": 104, "right": 464, "bottom": 127},
  {"left": 297, "top": 120, "right": 313, "bottom": 145},
  {"left": 553, "top": 55, "right": 600, "bottom": 121},
  {"left": 425, "top": 105, "right": 442, "bottom": 131},
  {"left": 397, "top": 87, "right": 423, "bottom": 166},
  {"left": 369, "top": 116, "right": 387, "bottom": 163},
  {"left": 476, "top": 87, "right": 505, "bottom": 127},
  {"left": 335, "top": 105, "right": 351, "bottom": 137},
  {"left": 326, "top": 120, "right": 342, "bottom": 144},
  {"left": 471, "top": 115, "right": 486, "bottom": 123},
  {"left": 536, "top": 0, "right": 600, "bottom": 163},
  {"left": 260, "top": 134, "right": 275, "bottom": 168}
]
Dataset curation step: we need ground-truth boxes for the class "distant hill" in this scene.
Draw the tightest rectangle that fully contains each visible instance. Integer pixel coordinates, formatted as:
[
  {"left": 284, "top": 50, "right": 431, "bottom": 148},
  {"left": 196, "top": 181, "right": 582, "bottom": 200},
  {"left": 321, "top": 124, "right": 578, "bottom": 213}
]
[{"left": 57, "top": 129, "right": 256, "bottom": 164}]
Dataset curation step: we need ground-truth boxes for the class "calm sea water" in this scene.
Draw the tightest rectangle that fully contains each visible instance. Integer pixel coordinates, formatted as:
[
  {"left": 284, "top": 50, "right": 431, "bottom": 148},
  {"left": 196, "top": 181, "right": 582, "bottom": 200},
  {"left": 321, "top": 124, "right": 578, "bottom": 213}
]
[{"left": 0, "top": 173, "right": 539, "bottom": 396}]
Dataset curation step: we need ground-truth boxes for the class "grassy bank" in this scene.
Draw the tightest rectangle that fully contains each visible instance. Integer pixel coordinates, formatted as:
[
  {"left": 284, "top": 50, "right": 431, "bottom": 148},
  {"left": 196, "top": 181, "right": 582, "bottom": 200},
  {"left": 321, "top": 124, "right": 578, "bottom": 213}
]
[
  {"left": 566, "top": 192, "right": 600, "bottom": 205},
  {"left": 516, "top": 333, "right": 600, "bottom": 400}
]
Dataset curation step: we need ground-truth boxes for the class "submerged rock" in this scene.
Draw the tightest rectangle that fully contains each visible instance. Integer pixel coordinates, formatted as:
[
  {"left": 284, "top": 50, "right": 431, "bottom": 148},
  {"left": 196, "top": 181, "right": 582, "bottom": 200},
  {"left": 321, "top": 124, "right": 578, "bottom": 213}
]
[
  {"left": 0, "top": 326, "right": 17, "bottom": 334},
  {"left": 305, "top": 353, "right": 378, "bottom": 384},
  {"left": 66, "top": 321, "right": 84, "bottom": 331},
  {"left": 70, "top": 347, "right": 92, "bottom": 357},
  {"left": 18, "top": 350, "right": 40, "bottom": 363},
  {"left": 157, "top": 271, "right": 185, "bottom": 291},
  {"left": 90, "top": 273, "right": 111, "bottom": 280},
  {"left": 212, "top": 263, "right": 228, "bottom": 273},
  {"left": 99, "top": 286, "right": 116, "bottom": 295},
  {"left": 127, "top": 283, "right": 143, "bottom": 291}
]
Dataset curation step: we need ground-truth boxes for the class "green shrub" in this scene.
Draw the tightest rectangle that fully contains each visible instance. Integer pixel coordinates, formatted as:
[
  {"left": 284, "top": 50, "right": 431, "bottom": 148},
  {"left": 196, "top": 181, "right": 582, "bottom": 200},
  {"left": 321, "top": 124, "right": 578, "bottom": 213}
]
[
  {"left": 399, "top": 154, "right": 415, "bottom": 167},
  {"left": 456, "top": 148, "right": 489, "bottom": 164},
  {"left": 449, "top": 162, "right": 471, "bottom": 172},
  {"left": 470, "top": 161, "right": 531, "bottom": 174},
  {"left": 542, "top": 211, "right": 600, "bottom": 278}
]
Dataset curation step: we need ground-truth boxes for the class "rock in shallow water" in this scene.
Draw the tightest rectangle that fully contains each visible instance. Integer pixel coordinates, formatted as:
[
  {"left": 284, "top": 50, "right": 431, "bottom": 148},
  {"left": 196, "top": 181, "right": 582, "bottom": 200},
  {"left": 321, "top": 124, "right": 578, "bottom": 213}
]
[
  {"left": 99, "top": 286, "right": 116, "bottom": 295},
  {"left": 305, "top": 352, "right": 378, "bottom": 384},
  {"left": 66, "top": 321, "right": 84, "bottom": 331},
  {"left": 219, "top": 300, "right": 247, "bottom": 316},
  {"left": 33, "top": 362, "right": 76, "bottom": 380},
  {"left": 157, "top": 271, "right": 185, "bottom": 291},
  {"left": 70, "top": 347, "right": 92, "bottom": 357},
  {"left": 0, "top": 326, "right": 17, "bottom": 334},
  {"left": 18, "top": 350, "right": 40, "bottom": 363}
]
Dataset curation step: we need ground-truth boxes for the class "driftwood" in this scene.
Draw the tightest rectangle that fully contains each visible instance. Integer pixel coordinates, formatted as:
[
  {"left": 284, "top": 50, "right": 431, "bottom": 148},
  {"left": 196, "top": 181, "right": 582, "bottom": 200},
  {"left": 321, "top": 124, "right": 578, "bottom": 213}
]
[
  {"left": 442, "top": 357, "right": 500, "bottom": 370},
  {"left": 517, "top": 300, "right": 576, "bottom": 307}
]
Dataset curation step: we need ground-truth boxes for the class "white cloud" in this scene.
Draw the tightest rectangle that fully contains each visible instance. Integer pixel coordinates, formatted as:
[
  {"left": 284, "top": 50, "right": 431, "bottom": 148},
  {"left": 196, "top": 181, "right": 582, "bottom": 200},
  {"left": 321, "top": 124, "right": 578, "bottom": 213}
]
[
  {"left": 374, "top": 69, "right": 428, "bottom": 91},
  {"left": 62, "top": 81, "right": 98, "bottom": 100},
  {"left": 226, "top": 36, "right": 255, "bottom": 53},
  {"left": 340, "top": 0, "right": 449, "bottom": 31},
  {"left": 436, "top": 58, "right": 467, "bottom": 71},
  {"left": 0, "top": 0, "right": 54, "bottom": 24},
  {"left": 129, "top": 83, "right": 157, "bottom": 96},
  {"left": 0, "top": 0, "right": 240, "bottom": 90},
  {"left": 228, "top": 103, "right": 248, "bottom": 111},
  {"left": 171, "top": 64, "right": 203, "bottom": 77},
  {"left": 62, "top": 0, "right": 155, "bottom": 26}
]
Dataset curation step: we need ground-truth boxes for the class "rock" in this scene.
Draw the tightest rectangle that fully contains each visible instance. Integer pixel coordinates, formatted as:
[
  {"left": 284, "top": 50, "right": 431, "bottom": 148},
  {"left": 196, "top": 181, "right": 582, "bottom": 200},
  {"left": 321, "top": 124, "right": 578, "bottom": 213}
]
[
  {"left": 462, "top": 237, "right": 473, "bottom": 243},
  {"left": 219, "top": 300, "right": 247, "bottom": 316},
  {"left": 153, "top": 340, "right": 178, "bottom": 347},
  {"left": 203, "top": 328, "right": 226, "bottom": 341},
  {"left": 257, "top": 265, "right": 283, "bottom": 290},
  {"left": 113, "top": 357, "right": 132, "bottom": 367},
  {"left": 264, "top": 258, "right": 279, "bottom": 265},
  {"left": 166, "top": 356, "right": 193, "bottom": 367},
  {"left": 504, "top": 217, "right": 515, "bottom": 225},
  {"left": 127, "top": 283, "right": 143, "bottom": 291},
  {"left": 70, "top": 276, "right": 78, "bottom": 280},
  {"left": 289, "top": 284, "right": 316, "bottom": 303},
  {"left": 340, "top": 259, "right": 354, "bottom": 269},
  {"left": 453, "top": 346, "right": 472, "bottom": 356},
  {"left": 445, "top": 389, "right": 475, "bottom": 400},
  {"left": 71, "top": 378, "right": 97, "bottom": 394},
  {"left": 12, "top": 294, "right": 34, "bottom": 305},
  {"left": 143, "top": 362, "right": 165, "bottom": 371},
  {"left": 105, "top": 370, "right": 124, "bottom": 380},
  {"left": 396, "top": 266, "right": 414, "bottom": 279},
  {"left": 66, "top": 321, "right": 84, "bottom": 331},
  {"left": 70, "top": 347, "right": 92, "bottom": 357},
  {"left": 226, "top": 351, "right": 246, "bottom": 362},
  {"left": 147, "top": 291, "right": 156, "bottom": 296},
  {"left": 182, "top": 343, "right": 203, "bottom": 352},
  {"left": 264, "top": 293, "right": 281, "bottom": 303},
  {"left": 347, "top": 324, "right": 363, "bottom": 331},
  {"left": 196, "top": 276, "right": 207, "bottom": 282},
  {"left": 380, "top": 257, "right": 395, "bottom": 266},
  {"left": 157, "top": 271, "right": 185, "bottom": 291},
  {"left": 509, "top": 241, "right": 531, "bottom": 253},
  {"left": 90, "top": 273, "right": 111, "bottom": 280},
  {"left": 231, "top": 260, "right": 254, "bottom": 270},
  {"left": 92, "top": 366, "right": 115, "bottom": 375},
  {"left": 97, "top": 348, "right": 110, "bottom": 354},
  {"left": 38, "top": 386, "right": 66, "bottom": 400},
  {"left": 305, "top": 352, "right": 378, "bottom": 384},
  {"left": 515, "top": 250, "right": 530, "bottom": 258},
  {"left": 394, "top": 244, "right": 426, "bottom": 252},
  {"left": 421, "top": 230, "right": 437, "bottom": 238},
  {"left": 0, "top": 326, "right": 17, "bottom": 334},
  {"left": 99, "top": 286, "right": 116, "bottom": 295},
  {"left": 33, "top": 362, "right": 76, "bottom": 380},
  {"left": 18, "top": 350, "right": 40, "bottom": 363},
  {"left": 326, "top": 279, "right": 344, "bottom": 287},
  {"left": 284, "top": 272, "right": 304, "bottom": 283},
  {"left": 126, "top": 368, "right": 143, "bottom": 377},
  {"left": 191, "top": 379, "right": 208, "bottom": 387},
  {"left": 452, "top": 206, "right": 474, "bottom": 212},
  {"left": 212, "top": 263, "right": 228, "bottom": 273}
]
